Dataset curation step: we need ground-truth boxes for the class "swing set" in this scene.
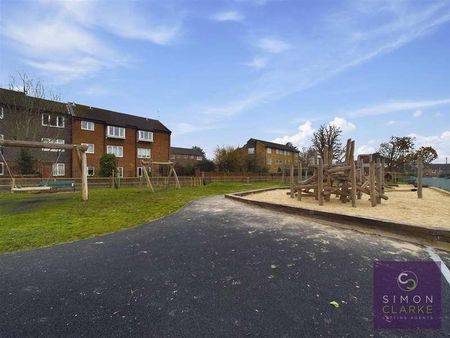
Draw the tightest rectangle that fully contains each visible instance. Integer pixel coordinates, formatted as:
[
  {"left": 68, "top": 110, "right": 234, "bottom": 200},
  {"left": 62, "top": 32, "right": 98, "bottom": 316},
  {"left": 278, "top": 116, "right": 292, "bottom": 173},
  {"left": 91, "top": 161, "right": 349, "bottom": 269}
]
[
  {"left": 0, "top": 139, "right": 89, "bottom": 200},
  {"left": 140, "top": 159, "right": 181, "bottom": 192}
]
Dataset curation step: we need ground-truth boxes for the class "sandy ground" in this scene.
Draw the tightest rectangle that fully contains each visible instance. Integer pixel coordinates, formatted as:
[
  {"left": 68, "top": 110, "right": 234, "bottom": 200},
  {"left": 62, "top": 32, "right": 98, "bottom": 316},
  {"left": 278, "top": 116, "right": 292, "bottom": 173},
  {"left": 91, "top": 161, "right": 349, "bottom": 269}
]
[{"left": 244, "top": 186, "right": 450, "bottom": 229}]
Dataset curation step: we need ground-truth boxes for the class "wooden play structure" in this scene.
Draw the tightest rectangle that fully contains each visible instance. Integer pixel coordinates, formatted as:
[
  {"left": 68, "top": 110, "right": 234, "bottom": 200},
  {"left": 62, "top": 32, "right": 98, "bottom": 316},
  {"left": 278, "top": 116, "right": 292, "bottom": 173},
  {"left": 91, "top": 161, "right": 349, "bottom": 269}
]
[
  {"left": 290, "top": 139, "right": 388, "bottom": 207},
  {"left": 0, "top": 139, "right": 89, "bottom": 200},
  {"left": 140, "top": 160, "right": 181, "bottom": 192}
]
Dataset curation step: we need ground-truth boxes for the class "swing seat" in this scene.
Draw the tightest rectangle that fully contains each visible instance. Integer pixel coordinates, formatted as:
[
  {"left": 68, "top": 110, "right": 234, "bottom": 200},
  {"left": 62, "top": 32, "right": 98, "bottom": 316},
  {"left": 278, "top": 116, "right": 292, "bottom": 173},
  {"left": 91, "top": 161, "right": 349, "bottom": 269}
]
[{"left": 11, "top": 186, "right": 51, "bottom": 192}]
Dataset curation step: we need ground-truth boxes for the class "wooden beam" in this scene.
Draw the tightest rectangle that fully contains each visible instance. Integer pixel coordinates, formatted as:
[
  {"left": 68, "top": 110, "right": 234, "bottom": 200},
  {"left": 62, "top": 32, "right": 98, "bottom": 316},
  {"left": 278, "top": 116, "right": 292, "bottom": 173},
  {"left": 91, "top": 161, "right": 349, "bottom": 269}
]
[
  {"left": 369, "top": 160, "right": 376, "bottom": 207},
  {"left": 81, "top": 150, "right": 89, "bottom": 201},
  {"left": 297, "top": 161, "right": 302, "bottom": 201},
  {"left": 376, "top": 158, "right": 382, "bottom": 204},
  {"left": 417, "top": 159, "right": 423, "bottom": 199},
  {"left": 318, "top": 157, "right": 324, "bottom": 206},
  {"left": 0, "top": 139, "right": 88, "bottom": 151},
  {"left": 290, "top": 164, "right": 294, "bottom": 198},
  {"left": 351, "top": 158, "right": 357, "bottom": 207}
]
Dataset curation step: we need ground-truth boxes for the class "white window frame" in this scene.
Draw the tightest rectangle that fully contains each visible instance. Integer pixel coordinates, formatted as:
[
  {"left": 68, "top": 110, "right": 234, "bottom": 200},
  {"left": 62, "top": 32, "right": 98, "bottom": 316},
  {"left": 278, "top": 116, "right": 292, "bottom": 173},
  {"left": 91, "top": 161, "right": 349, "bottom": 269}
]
[
  {"left": 52, "top": 163, "right": 65, "bottom": 177},
  {"left": 138, "top": 130, "right": 153, "bottom": 142},
  {"left": 82, "top": 143, "right": 95, "bottom": 154},
  {"left": 266, "top": 148, "right": 272, "bottom": 154},
  {"left": 107, "top": 126, "right": 125, "bottom": 139},
  {"left": 196, "top": 156, "right": 202, "bottom": 161},
  {"left": 42, "top": 113, "right": 65, "bottom": 128},
  {"left": 248, "top": 147, "right": 255, "bottom": 154},
  {"left": 137, "top": 148, "right": 151, "bottom": 159},
  {"left": 0, "top": 162, "right": 4, "bottom": 175},
  {"left": 81, "top": 120, "right": 95, "bottom": 131},
  {"left": 41, "top": 138, "right": 65, "bottom": 152},
  {"left": 106, "top": 145, "right": 123, "bottom": 158},
  {"left": 117, "top": 167, "right": 124, "bottom": 178},
  {"left": 87, "top": 167, "right": 95, "bottom": 177},
  {"left": 0, "top": 107, "right": 4, "bottom": 119},
  {"left": 267, "top": 159, "right": 272, "bottom": 165},
  {"left": 0, "top": 134, "right": 4, "bottom": 141}
]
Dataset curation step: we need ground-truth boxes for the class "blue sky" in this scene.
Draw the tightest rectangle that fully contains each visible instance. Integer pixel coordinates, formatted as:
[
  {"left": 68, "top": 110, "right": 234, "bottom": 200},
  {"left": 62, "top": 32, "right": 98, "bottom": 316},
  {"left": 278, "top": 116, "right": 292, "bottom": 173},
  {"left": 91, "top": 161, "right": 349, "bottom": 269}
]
[{"left": 1, "top": 0, "right": 449, "bottom": 162}]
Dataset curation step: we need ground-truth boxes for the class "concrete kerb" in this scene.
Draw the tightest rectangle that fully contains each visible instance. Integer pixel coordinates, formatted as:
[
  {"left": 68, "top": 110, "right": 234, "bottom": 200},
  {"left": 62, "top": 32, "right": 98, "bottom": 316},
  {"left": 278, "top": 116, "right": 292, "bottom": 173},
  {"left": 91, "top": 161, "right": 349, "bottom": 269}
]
[{"left": 225, "top": 188, "right": 450, "bottom": 248}]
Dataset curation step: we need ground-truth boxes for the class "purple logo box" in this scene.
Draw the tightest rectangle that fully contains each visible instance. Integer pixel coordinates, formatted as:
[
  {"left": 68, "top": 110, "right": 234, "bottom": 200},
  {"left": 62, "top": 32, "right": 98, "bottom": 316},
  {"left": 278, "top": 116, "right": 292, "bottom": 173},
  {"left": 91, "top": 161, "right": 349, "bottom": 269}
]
[{"left": 373, "top": 261, "right": 441, "bottom": 329}]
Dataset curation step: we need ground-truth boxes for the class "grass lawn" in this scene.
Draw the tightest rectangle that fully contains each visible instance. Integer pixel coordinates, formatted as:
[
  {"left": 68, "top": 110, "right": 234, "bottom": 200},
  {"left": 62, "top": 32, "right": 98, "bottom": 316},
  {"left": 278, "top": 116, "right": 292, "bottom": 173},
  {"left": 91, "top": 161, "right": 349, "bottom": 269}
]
[{"left": 0, "top": 182, "right": 284, "bottom": 254}]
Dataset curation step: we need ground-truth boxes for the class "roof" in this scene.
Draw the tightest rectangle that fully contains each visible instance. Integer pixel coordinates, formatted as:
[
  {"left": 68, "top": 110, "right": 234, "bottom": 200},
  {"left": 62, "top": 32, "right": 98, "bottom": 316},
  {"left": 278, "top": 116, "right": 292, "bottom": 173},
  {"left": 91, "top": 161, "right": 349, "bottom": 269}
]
[
  {"left": 171, "top": 147, "right": 204, "bottom": 156},
  {"left": 245, "top": 138, "right": 300, "bottom": 153},
  {"left": 0, "top": 88, "right": 171, "bottom": 133},
  {"left": 0, "top": 88, "right": 67, "bottom": 113},
  {"left": 429, "top": 163, "right": 450, "bottom": 170},
  {"left": 71, "top": 103, "right": 171, "bottom": 133}
]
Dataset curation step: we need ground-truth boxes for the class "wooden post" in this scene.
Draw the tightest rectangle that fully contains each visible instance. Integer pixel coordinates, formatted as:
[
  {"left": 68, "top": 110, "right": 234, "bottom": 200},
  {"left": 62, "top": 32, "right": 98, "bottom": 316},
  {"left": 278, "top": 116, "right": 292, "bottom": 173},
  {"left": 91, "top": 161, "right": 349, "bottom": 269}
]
[
  {"left": 172, "top": 165, "right": 181, "bottom": 189},
  {"left": 357, "top": 159, "right": 363, "bottom": 199},
  {"left": 381, "top": 159, "right": 385, "bottom": 193},
  {"left": 290, "top": 164, "right": 294, "bottom": 198},
  {"left": 81, "top": 150, "right": 88, "bottom": 201},
  {"left": 201, "top": 171, "right": 205, "bottom": 186},
  {"left": 417, "top": 159, "right": 423, "bottom": 199},
  {"left": 111, "top": 169, "right": 115, "bottom": 188},
  {"left": 282, "top": 165, "right": 285, "bottom": 183},
  {"left": 318, "top": 157, "right": 324, "bottom": 206},
  {"left": 369, "top": 160, "right": 376, "bottom": 207},
  {"left": 376, "top": 158, "right": 382, "bottom": 204},
  {"left": 297, "top": 161, "right": 302, "bottom": 201},
  {"left": 351, "top": 158, "right": 357, "bottom": 207}
]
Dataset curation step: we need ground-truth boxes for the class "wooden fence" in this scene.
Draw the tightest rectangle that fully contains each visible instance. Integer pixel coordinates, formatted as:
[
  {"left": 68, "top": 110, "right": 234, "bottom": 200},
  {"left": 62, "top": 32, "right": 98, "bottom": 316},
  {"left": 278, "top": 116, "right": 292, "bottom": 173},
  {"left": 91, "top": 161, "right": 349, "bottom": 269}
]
[{"left": 0, "top": 175, "right": 285, "bottom": 191}]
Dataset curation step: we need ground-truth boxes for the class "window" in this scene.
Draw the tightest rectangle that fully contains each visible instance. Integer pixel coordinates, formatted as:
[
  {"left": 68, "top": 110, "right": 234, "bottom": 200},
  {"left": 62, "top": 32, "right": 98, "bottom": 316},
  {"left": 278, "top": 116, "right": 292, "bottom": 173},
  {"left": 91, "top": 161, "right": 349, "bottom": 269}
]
[
  {"left": 267, "top": 148, "right": 272, "bottom": 154},
  {"left": 0, "top": 162, "right": 4, "bottom": 175},
  {"left": 0, "top": 107, "right": 4, "bottom": 119},
  {"left": 0, "top": 134, "right": 4, "bottom": 141},
  {"left": 170, "top": 155, "right": 176, "bottom": 160},
  {"left": 82, "top": 143, "right": 95, "bottom": 154},
  {"left": 137, "top": 148, "right": 151, "bottom": 159},
  {"left": 137, "top": 167, "right": 143, "bottom": 177},
  {"left": 52, "top": 163, "right": 65, "bottom": 176},
  {"left": 183, "top": 155, "right": 189, "bottom": 159},
  {"left": 107, "top": 126, "right": 125, "bottom": 139},
  {"left": 42, "top": 113, "right": 65, "bottom": 128},
  {"left": 107, "top": 145, "right": 123, "bottom": 157},
  {"left": 138, "top": 130, "right": 153, "bottom": 142},
  {"left": 87, "top": 167, "right": 95, "bottom": 176},
  {"left": 267, "top": 159, "right": 272, "bottom": 165},
  {"left": 248, "top": 147, "right": 255, "bottom": 154},
  {"left": 81, "top": 120, "right": 95, "bottom": 131},
  {"left": 196, "top": 156, "right": 202, "bottom": 161},
  {"left": 41, "top": 138, "right": 65, "bottom": 152},
  {"left": 117, "top": 167, "right": 124, "bottom": 178}
]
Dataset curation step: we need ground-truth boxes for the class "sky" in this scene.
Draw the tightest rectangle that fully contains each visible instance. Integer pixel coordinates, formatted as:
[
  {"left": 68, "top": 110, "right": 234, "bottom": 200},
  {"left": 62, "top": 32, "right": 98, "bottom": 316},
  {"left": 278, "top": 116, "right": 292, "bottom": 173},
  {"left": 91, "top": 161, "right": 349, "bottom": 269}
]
[{"left": 0, "top": 0, "right": 449, "bottom": 162}]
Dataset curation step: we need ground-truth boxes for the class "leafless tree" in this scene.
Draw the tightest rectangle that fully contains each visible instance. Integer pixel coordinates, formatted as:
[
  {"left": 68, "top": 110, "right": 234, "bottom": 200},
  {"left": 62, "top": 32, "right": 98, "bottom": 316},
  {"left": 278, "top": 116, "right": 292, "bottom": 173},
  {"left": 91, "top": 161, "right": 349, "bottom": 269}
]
[
  {"left": 311, "top": 124, "right": 344, "bottom": 161},
  {"left": 1, "top": 73, "right": 62, "bottom": 141}
]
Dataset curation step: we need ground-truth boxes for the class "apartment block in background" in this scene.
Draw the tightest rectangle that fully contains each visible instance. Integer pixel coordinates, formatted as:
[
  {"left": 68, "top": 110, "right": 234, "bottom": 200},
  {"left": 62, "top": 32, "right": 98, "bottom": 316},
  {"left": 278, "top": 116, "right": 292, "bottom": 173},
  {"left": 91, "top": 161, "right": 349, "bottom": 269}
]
[
  {"left": 242, "top": 138, "right": 300, "bottom": 173},
  {"left": 71, "top": 103, "right": 171, "bottom": 178},
  {"left": 170, "top": 147, "right": 205, "bottom": 165}
]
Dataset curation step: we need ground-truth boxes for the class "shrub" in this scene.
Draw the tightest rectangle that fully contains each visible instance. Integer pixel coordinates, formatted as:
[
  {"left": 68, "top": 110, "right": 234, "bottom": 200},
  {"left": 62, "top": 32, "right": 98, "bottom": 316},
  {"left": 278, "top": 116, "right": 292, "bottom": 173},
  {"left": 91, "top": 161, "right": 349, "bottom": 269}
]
[{"left": 99, "top": 154, "right": 117, "bottom": 177}]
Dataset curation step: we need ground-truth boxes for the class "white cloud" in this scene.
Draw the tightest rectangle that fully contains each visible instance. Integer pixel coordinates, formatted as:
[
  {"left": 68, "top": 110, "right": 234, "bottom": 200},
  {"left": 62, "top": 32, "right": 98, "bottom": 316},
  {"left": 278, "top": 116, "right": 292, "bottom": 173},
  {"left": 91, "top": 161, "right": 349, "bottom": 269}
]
[
  {"left": 257, "top": 37, "right": 291, "bottom": 53},
  {"left": 211, "top": 10, "right": 244, "bottom": 22},
  {"left": 329, "top": 117, "right": 356, "bottom": 133},
  {"left": 413, "top": 109, "right": 423, "bottom": 118},
  {"left": 272, "top": 121, "right": 315, "bottom": 147},
  {"left": 348, "top": 99, "right": 450, "bottom": 117},
  {"left": 201, "top": 2, "right": 450, "bottom": 118},
  {"left": 409, "top": 130, "right": 450, "bottom": 163},
  {"left": 243, "top": 56, "right": 267, "bottom": 69},
  {"left": 1, "top": 1, "right": 182, "bottom": 81},
  {"left": 357, "top": 144, "right": 377, "bottom": 156},
  {"left": 172, "top": 122, "right": 217, "bottom": 135},
  {"left": 386, "top": 120, "right": 398, "bottom": 125}
]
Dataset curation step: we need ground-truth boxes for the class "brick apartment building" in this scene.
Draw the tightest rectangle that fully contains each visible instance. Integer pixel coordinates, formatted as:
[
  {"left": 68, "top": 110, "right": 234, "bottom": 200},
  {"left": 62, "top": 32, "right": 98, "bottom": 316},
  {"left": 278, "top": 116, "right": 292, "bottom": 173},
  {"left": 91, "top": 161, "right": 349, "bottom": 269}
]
[
  {"left": 71, "top": 103, "right": 171, "bottom": 178},
  {"left": 170, "top": 147, "right": 205, "bottom": 165},
  {"left": 0, "top": 88, "right": 171, "bottom": 179},
  {"left": 0, "top": 88, "right": 73, "bottom": 178},
  {"left": 242, "top": 138, "right": 300, "bottom": 173}
]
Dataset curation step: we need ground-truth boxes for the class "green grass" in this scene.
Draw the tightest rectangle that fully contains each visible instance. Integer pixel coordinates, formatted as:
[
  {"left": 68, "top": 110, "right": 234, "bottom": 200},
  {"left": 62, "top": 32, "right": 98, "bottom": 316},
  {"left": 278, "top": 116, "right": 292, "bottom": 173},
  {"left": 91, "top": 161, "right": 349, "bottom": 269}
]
[{"left": 0, "top": 182, "right": 285, "bottom": 254}]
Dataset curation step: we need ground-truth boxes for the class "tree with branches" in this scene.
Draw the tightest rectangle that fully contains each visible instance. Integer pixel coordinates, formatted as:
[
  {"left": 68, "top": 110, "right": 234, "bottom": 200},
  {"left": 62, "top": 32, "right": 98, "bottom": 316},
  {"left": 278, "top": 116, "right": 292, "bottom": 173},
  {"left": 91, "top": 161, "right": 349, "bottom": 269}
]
[
  {"left": 311, "top": 124, "right": 343, "bottom": 161},
  {"left": 378, "top": 136, "right": 415, "bottom": 171}
]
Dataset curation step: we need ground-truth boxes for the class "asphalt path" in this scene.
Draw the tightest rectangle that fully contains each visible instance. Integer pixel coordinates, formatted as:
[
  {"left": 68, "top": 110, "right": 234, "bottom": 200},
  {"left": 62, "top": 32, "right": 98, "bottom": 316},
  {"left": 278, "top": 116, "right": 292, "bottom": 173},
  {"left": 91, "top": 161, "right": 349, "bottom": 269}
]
[{"left": 1, "top": 196, "right": 449, "bottom": 337}]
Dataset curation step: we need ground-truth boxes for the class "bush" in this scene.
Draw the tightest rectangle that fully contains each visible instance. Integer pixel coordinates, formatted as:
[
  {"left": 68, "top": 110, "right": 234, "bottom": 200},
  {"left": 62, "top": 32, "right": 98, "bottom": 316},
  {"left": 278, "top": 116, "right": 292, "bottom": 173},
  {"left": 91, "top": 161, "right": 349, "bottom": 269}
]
[
  {"left": 99, "top": 154, "right": 117, "bottom": 177},
  {"left": 17, "top": 149, "right": 34, "bottom": 174}
]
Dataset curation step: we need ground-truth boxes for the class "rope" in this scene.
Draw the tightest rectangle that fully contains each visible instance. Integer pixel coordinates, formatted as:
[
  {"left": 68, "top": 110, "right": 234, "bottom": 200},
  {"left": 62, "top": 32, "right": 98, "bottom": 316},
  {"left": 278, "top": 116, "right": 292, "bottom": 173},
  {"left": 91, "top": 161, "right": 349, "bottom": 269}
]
[{"left": 42, "top": 148, "right": 65, "bottom": 186}]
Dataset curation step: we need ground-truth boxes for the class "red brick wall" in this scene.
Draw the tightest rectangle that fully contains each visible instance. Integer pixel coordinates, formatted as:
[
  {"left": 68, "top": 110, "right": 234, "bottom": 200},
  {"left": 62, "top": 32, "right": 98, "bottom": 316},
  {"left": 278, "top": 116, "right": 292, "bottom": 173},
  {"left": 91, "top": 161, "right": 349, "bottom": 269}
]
[{"left": 72, "top": 118, "right": 170, "bottom": 177}]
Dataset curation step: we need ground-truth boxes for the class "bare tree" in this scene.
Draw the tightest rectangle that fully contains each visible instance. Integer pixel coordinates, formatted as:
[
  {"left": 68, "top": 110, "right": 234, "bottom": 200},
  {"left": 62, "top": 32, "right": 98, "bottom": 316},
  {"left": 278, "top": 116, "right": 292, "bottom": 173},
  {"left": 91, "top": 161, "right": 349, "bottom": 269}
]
[
  {"left": 311, "top": 124, "right": 343, "bottom": 160},
  {"left": 1, "top": 73, "right": 62, "bottom": 141}
]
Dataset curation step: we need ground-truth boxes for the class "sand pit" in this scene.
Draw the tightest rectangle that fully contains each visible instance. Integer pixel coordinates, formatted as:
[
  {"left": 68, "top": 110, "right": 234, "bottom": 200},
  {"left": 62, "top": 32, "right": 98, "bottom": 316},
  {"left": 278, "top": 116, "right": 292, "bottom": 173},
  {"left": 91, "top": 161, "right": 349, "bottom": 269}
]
[{"left": 243, "top": 186, "right": 450, "bottom": 229}]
